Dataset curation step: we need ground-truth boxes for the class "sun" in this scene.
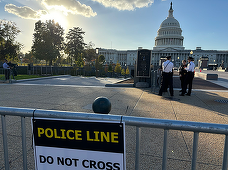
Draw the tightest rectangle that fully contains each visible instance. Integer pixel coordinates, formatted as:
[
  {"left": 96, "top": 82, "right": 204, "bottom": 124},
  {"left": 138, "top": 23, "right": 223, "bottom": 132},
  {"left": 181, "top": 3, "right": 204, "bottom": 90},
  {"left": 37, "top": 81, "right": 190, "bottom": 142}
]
[{"left": 41, "top": 10, "right": 68, "bottom": 30}]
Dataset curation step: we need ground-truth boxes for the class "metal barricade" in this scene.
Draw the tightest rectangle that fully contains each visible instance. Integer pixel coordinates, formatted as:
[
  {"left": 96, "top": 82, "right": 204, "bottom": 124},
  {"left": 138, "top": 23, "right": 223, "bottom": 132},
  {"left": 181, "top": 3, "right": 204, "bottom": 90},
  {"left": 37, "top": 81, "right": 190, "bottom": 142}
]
[
  {"left": 1, "top": 106, "right": 228, "bottom": 170},
  {"left": 0, "top": 68, "right": 4, "bottom": 81},
  {"left": 0, "top": 68, "right": 12, "bottom": 83},
  {"left": 151, "top": 70, "right": 162, "bottom": 93}
]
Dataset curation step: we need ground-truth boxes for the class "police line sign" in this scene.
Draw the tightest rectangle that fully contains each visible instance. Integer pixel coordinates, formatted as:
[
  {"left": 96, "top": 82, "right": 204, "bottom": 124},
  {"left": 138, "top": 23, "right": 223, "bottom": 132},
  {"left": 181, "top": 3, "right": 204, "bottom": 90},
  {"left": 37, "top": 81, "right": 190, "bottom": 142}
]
[{"left": 32, "top": 118, "right": 125, "bottom": 170}]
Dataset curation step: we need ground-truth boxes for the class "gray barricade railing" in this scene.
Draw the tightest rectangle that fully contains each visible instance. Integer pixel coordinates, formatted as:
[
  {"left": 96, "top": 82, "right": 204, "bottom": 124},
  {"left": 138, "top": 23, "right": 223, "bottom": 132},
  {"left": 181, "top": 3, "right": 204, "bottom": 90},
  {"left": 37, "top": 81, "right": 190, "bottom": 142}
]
[
  {"left": 1, "top": 106, "right": 228, "bottom": 170},
  {"left": 0, "top": 68, "right": 4, "bottom": 81},
  {"left": 0, "top": 68, "right": 12, "bottom": 83},
  {"left": 151, "top": 70, "right": 162, "bottom": 93}
]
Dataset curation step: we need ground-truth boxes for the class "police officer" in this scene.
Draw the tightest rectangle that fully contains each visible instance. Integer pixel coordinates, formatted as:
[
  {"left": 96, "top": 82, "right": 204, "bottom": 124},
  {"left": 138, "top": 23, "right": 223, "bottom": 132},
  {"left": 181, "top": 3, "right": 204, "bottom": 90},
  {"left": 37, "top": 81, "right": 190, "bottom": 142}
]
[
  {"left": 8, "top": 61, "right": 17, "bottom": 79},
  {"left": 3, "top": 59, "right": 10, "bottom": 80},
  {"left": 179, "top": 60, "right": 187, "bottom": 96},
  {"left": 185, "top": 57, "right": 195, "bottom": 96},
  {"left": 159, "top": 56, "right": 174, "bottom": 96}
]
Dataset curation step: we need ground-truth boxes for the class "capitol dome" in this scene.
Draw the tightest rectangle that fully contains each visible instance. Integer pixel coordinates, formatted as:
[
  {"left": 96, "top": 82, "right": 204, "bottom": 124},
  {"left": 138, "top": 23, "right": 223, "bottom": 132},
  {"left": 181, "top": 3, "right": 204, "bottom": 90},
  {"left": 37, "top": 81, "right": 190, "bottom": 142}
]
[
  {"left": 160, "top": 17, "right": 180, "bottom": 28},
  {"left": 153, "top": 2, "right": 185, "bottom": 50}
]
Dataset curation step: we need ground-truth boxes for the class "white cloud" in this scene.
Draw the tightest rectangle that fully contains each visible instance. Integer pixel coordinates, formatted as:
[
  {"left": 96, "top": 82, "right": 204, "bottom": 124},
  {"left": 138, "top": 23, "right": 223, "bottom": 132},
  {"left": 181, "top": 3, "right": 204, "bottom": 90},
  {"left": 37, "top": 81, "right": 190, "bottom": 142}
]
[
  {"left": 41, "top": 0, "right": 97, "bottom": 17},
  {"left": 5, "top": 4, "right": 47, "bottom": 19},
  {"left": 92, "top": 0, "right": 154, "bottom": 11}
]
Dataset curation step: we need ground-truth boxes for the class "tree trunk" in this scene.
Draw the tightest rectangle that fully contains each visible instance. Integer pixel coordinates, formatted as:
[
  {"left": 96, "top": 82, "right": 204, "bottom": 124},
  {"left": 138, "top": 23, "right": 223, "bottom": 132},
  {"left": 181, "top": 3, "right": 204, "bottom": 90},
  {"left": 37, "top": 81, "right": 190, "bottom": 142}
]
[{"left": 49, "top": 60, "right": 52, "bottom": 66}]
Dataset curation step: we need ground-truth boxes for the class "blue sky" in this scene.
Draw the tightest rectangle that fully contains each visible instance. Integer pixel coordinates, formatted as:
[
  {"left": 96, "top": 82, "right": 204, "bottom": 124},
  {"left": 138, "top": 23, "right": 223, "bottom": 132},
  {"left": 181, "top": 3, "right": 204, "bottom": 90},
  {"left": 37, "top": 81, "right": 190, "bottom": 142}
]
[{"left": 0, "top": 0, "right": 228, "bottom": 53}]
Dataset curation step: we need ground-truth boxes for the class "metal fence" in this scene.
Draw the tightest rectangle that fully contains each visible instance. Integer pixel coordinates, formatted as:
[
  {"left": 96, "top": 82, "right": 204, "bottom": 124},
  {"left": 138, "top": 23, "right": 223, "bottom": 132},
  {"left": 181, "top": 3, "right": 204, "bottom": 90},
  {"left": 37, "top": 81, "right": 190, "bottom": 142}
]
[
  {"left": 151, "top": 70, "right": 162, "bottom": 93},
  {"left": 1, "top": 106, "right": 228, "bottom": 170},
  {"left": 0, "top": 68, "right": 13, "bottom": 83},
  {"left": 0, "top": 68, "right": 4, "bottom": 81}
]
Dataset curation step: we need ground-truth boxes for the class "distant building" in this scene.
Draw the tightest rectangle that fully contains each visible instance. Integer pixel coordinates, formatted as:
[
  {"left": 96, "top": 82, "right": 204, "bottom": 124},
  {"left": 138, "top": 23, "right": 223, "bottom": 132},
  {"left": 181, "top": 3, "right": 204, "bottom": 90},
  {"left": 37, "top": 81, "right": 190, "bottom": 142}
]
[
  {"left": 98, "top": 49, "right": 136, "bottom": 66},
  {"left": 98, "top": 3, "right": 228, "bottom": 69}
]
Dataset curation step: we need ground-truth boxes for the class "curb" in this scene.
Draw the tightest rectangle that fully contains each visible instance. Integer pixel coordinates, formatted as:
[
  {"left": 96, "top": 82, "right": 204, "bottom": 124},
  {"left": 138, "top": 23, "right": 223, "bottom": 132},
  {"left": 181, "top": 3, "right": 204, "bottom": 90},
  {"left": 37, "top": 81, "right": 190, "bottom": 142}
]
[
  {"left": 105, "top": 84, "right": 134, "bottom": 87},
  {"left": 115, "top": 77, "right": 132, "bottom": 84},
  {"left": 105, "top": 78, "right": 133, "bottom": 87},
  {"left": 0, "top": 80, "right": 10, "bottom": 84},
  {"left": 12, "top": 75, "right": 71, "bottom": 83}
]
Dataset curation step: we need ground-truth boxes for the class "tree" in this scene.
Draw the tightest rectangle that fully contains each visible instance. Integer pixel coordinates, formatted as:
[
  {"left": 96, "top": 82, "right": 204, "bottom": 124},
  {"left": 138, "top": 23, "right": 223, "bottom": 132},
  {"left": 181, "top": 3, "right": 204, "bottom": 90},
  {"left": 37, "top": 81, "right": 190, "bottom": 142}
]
[
  {"left": 23, "top": 51, "right": 37, "bottom": 63},
  {"left": 0, "top": 20, "right": 21, "bottom": 60},
  {"left": 65, "top": 27, "right": 86, "bottom": 65},
  {"left": 84, "top": 64, "right": 92, "bottom": 75},
  {"left": 84, "top": 41, "right": 96, "bottom": 62},
  {"left": 75, "top": 53, "right": 84, "bottom": 68},
  {"left": 17, "top": 52, "right": 24, "bottom": 61},
  {"left": 108, "top": 64, "right": 113, "bottom": 72},
  {"left": 126, "top": 66, "right": 130, "bottom": 75},
  {"left": 55, "top": 54, "right": 66, "bottom": 66},
  {"left": 98, "top": 55, "right": 105, "bottom": 63},
  {"left": 0, "top": 40, "right": 19, "bottom": 61},
  {"left": 121, "top": 68, "right": 126, "bottom": 76},
  {"left": 0, "top": 20, "right": 21, "bottom": 41},
  {"left": 32, "top": 20, "right": 64, "bottom": 65},
  {"left": 114, "top": 62, "right": 121, "bottom": 73},
  {"left": 104, "top": 64, "right": 108, "bottom": 73}
]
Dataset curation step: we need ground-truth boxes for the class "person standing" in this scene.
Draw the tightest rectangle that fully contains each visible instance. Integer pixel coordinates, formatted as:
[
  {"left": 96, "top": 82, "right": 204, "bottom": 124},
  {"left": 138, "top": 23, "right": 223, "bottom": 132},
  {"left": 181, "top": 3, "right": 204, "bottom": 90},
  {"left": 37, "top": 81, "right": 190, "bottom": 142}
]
[
  {"left": 159, "top": 56, "right": 174, "bottom": 96},
  {"left": 8, "top": 61, "right": 17, "bottom": 79},
  {"left": 179, "top": 60, "right": 187, "bottom": 96},
  {"left": 3, "top": 59, "right": 10, "bottom": 80},
  {"left": 185, "top": 57, "right": 195, "bottom": 96}
]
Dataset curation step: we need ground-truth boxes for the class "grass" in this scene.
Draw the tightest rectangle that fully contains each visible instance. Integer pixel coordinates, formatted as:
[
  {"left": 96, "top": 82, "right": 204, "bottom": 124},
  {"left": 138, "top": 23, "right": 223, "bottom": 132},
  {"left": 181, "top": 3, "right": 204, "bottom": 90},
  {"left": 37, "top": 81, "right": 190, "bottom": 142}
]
[
  {"left": 14, "top": 75, "right": 48, "bottom": 80},
  {"left": 0, "top": 74, "right": 49, "bottom": 80},
  {"left": 17, "top": 63, "right": 72, "bottom": 67}
]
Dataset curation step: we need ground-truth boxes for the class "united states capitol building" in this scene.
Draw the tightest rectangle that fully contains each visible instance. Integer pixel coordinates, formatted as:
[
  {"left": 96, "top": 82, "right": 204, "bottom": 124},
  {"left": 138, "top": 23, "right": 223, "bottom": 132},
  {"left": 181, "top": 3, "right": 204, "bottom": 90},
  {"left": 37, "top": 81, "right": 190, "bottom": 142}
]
[{"left": 98, "top": 3, "right": 228, "bottom": 69}]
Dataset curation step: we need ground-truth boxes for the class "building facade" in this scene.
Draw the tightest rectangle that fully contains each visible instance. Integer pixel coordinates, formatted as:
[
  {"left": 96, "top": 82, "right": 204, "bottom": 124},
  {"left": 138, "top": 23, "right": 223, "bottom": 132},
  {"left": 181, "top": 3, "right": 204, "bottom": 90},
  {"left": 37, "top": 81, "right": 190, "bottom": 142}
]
[{"left": 98, "top": 3, "right": 228, "bottom": 69}]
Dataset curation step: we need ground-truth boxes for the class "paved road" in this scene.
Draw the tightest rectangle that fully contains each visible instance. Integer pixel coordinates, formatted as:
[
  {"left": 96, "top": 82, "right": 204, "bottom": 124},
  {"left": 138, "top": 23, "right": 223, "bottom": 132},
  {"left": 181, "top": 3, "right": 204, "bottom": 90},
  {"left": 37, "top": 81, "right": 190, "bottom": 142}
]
[
  {"left": 199, "top": 70, "right": 228, "bottom": 80},
  {"left": 1, "top": 75, "right": 228, "bottom": 169},
  {"left": 14, "top": 76, "right": 125, "bottom": 87},
  {"left": 196, "top": 70, "right": 228, "bottom": 89},
  {"left": 14, "top": 74, "right": 228, "bottom": 91}
]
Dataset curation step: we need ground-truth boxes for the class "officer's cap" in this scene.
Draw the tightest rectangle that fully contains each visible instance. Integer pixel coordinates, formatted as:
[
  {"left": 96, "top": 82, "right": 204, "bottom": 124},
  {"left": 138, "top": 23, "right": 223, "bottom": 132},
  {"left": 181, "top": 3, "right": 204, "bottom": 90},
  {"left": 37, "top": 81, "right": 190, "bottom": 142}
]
[
  {"left": 188, "top": 57, "right": 194, "bottom": 61},
  {"left": 166, "top": 56, "right": 171, "bottom": 60}
]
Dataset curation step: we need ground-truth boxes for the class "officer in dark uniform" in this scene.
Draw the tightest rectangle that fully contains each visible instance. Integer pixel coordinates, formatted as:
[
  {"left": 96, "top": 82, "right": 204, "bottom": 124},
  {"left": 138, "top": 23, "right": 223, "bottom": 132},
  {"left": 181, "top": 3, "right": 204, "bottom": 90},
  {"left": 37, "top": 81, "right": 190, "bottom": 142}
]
[
  {"left": 179, "top": 57, "right": 195, "bottom": 96},
  {"left": 8, "top": 61, "right": 17, "bottom": 79},
  {"left": 185, "top": 57, "right": 195, "bottom": 96},
  {"left": 179, "top": 60, "right": 187, "bottom": 95}
]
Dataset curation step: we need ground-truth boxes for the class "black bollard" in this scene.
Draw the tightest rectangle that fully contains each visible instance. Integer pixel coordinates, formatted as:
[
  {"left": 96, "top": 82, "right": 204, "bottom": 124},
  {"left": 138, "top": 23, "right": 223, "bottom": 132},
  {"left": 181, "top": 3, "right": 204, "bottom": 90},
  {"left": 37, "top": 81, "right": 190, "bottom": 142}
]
[{"left": 92, "top": 97, "right": 111, "bottom": 114}]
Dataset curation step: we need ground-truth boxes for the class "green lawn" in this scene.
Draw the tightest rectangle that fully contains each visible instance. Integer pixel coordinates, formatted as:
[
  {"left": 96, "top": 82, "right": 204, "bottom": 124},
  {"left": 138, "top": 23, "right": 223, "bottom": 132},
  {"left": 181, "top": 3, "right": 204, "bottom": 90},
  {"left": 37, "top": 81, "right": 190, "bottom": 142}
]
[
  {"left": 0, "top": 74, "right": 48, "bottom": 80},
  {"left": 14, "top": 75, "right": 48, "bottom": 80}
]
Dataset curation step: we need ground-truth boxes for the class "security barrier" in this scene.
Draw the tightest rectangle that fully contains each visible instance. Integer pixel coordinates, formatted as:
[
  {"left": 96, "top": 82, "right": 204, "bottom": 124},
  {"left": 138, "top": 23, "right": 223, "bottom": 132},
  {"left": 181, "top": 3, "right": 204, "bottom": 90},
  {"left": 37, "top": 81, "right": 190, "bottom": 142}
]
[
  {"left": 151, "top": 70, "right": 161, "bottom": 93},
  {"left": 0, "top": 68, "right": 5, "bottom": 81},
  {"left": 0, "top": 68, "right": 12, "bottom": 83},
  {"left": 1, "top": 106, "right": 228, "bottom": 170}
]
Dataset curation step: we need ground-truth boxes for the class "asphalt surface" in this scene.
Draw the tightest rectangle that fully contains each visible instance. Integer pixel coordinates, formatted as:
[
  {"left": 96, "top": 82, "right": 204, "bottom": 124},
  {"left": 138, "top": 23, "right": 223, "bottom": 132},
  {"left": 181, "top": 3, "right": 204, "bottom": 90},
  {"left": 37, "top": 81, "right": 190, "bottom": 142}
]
[
  {"left": 14, "top": 76, "right": 126, "bottom": 87},
  {"left": 1, "top": 73, "right": 228, "bottom": 169},
  {"left": 173, "top": 76, "right": 228, "bottom": 90}
]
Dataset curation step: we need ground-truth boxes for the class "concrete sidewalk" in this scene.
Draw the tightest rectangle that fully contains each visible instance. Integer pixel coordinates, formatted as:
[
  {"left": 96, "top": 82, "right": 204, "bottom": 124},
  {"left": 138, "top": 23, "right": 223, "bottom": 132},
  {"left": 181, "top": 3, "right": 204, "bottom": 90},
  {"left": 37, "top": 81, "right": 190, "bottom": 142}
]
[
  {"left": 0, "top": 77, "right": 228, "bottom": 169},
  {"left": 196, "top": 70, "right": 228, "bottom": 89}
]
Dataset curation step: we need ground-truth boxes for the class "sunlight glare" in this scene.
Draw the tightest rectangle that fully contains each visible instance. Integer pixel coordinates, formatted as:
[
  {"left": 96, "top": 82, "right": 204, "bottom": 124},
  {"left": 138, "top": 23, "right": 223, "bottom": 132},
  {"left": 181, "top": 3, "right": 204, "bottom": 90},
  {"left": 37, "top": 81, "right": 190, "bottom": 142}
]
[{"left": 41, "top": 11, "right": 68, "bottom": 30}]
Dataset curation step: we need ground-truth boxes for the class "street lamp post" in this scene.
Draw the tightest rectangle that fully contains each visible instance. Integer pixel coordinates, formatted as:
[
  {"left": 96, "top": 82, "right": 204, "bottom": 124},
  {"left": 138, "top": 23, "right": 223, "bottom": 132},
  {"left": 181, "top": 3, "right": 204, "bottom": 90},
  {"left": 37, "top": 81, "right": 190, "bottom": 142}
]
[
  {"left": 190, "top": 51, "right": 193, "bottom": 68},
  {"left": 95, "top": 48, "right": 99, "bottom": 78},
  {"left": 110, "top": 59, "right": 113, "bottom": 77},
  {"left": 177, "top": 57, "right": 180, "bottom": 67},
  {"left": 124, "top": 63, "right": 127, "bottom": 79},
  {"left": 190, "top": 51, "right": 193, "bottom": 57}
]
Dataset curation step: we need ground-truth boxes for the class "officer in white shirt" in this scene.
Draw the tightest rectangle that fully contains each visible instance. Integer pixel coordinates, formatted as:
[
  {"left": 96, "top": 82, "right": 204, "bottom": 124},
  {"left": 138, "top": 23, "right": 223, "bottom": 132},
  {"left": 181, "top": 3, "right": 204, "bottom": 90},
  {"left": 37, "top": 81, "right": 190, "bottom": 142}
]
[
  {"left": 3, "top": 59, "right": 10, "bottom": 80},
  {"left": 182, "top": 57, "right": 195, "bottom": 96},
  {"left": 159, "top": 56, "right": 174, "bottom": 96}
]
